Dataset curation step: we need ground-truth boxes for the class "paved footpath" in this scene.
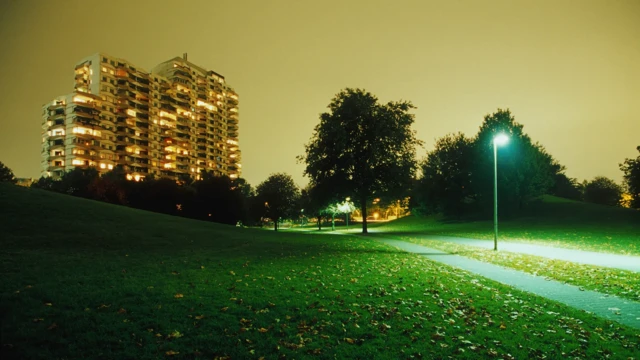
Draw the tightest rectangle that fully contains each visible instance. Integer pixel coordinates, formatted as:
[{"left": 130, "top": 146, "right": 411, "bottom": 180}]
[
  {"left": 374, "top": 237, "right": 640, "bottom": 330},
  {"left": 387, "top": 234, "right": 640, "bottom": 272}
]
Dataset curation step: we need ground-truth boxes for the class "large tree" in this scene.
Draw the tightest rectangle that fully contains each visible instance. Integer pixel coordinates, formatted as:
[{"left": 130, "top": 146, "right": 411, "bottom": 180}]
[
  {"left": 620, "top": 146, "right": 640, "bottom": 209},
  {"left": 471, "top": 109, "right": 559, "bottom": 213},
  {"left": 0, "top": 161, "right": 17, "bottom": 184},
  {"left": 300, "top": 88, "right": 422, "bottom": 234},
  {"left": 256, "top": 173, "right": 300, "bottom": 231},
  {"left": 584, "top": 176, "right": 623, "bottom": 207}
]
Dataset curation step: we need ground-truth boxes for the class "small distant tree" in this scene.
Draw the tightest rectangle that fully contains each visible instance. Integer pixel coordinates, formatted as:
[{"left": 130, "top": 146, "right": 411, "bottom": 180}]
[
  {"left": 620, "top": 146, "right": 640, "bottom": 209},
  {"left": 583, "top": 176, "right": 623, "bottom": 207},
  {"left": 550, "top": 173, "right": 583, "bottom": 201},
  {"left": 322, "top": 199, "right": 356, "bottom": 231},
  {"left": 256, "top": 173, "right": 300, "bottom": 231},
  {"left": 0, "top": 161, "right": 17, "bottom": 184}
]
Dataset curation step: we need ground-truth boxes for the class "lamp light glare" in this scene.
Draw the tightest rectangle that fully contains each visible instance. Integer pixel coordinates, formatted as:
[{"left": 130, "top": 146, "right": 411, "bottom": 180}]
[{"left": 494, "top": 133, "right": 509, "bottom": 146}]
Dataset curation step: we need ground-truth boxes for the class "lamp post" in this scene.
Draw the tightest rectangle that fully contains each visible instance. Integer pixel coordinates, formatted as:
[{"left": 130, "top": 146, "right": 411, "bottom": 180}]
[
  {"left": 493, "top": 133, "right": 509, "bottom": 251},
  {"left": 345, "top": 197, "right": 351, "bottom": 231}
]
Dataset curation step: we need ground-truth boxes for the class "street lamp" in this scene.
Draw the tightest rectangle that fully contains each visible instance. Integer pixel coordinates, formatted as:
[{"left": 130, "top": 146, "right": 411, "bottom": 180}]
[
  {"left": 493, "top": 133, "right": 509, "bottom": 251},
  {"left": 345, "top": 197, "right": 351, "bottom": 231}
]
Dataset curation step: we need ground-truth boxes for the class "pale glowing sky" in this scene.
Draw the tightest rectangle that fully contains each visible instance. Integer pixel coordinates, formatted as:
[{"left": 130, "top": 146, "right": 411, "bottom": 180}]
[{"left": 1, "top": 0, "right": 638, "bottom": 188}]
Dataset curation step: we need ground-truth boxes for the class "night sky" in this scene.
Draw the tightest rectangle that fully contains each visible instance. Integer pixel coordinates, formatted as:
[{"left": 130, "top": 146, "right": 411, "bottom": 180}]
[{"left": 0, "top": 0, "right": 638, "bottom": 188}]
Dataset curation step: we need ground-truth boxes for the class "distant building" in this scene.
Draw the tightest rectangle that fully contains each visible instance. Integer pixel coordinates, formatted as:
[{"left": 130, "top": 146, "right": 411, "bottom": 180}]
[{"left": 41, "top": 53, "right": 241, "bottom": 181}]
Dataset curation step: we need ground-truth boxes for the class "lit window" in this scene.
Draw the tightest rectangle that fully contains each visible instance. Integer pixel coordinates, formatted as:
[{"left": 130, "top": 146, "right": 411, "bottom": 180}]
[
  {"left": 99, "top": 163, "right": 106, "bottom": 169},
  {"left": 126, "top": 109, "right": 136, "bottom": 117},
  {"left": 107, "top": 164, "right": 113, "bottom": 170},
  {"left": 72, "top": 159, "right": 84, "bottom": 166},
  {"left": 196, "top": 100, "right": 216, "bottom": 112}
]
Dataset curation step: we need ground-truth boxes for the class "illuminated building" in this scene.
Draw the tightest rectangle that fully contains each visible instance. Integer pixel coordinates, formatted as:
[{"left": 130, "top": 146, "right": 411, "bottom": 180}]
[{"left": 41, "top": 53, "right": 241, "bottom": 181}]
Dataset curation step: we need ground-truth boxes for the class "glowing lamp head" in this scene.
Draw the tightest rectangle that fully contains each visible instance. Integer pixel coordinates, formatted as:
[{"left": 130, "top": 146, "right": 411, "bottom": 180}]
[{"left": 493, "top": 133, "right": 509, "bottom": 146}]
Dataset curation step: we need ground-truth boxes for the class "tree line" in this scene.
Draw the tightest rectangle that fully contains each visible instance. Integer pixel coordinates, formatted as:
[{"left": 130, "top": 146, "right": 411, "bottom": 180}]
[{"left": 1, "top": 88, "right": 639, "bottom": 232}]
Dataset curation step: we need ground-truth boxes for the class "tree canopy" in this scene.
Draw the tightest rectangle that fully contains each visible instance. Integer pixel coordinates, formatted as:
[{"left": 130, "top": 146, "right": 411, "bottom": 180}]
[
  {"left": 256, "top": 173, "right": 300, "bottom": 231},
  {"left": 414, "top": 132, "right": 474, "bottom": 216},
  {"left": 584, "top": 176, "right": 623, "bottom": 207},
  {"left": 300, "top": 88, "right": 422, "bottom": 233},
  {"left": 413, "top": 109, "right": 564, "bottom": 217},
  {"left": 620, "top": 146, "right": 640, "bottom": 209},
  {"left": 471, "top": 109, "right": 559, "bottom": 212},
  {"left": 0, "top": 161, "right": 17, "bottom": 184}
]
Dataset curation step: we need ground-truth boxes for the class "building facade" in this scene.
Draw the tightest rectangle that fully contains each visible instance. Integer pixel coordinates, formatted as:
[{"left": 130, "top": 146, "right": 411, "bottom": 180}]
[{"left": 41, "top": 53, "right": 241, "bottom": 181}]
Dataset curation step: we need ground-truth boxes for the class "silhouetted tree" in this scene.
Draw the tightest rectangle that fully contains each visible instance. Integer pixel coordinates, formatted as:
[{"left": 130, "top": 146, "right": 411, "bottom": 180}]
[
  {"left": 300, "top": 88, "right": 422, "bottom": 234},
  {"left": 620, "top": 146, "right": 640, "bottom": 209},
  {"left": 256, "top": 173, "right": 299, "bottom": 231},
  {"left": 0, "top": 161, "right": 17, "bottom": 184},
  {"left": 584, "top": 176, "right": 623, "bottom": 207},
  {"left": 31, "top": 176, "right": 61, "bottom": 191},
  {"left": 413, "top": 132, "right": 474, "bottom": 216},
  {"left": 58, "top": 167, "right": 100, "bottom": 198},
  {"left": 191, "top": 173, "right": 243, "bottom": 225},
  {"left": 550, "top": 173, "right": 583, "bottom": 201},
  {"left": 88, "top": 167, "right": 128, "bottom": 204},
  {"left": 129, "top": 177, "right": 184, "bottom": 215}
]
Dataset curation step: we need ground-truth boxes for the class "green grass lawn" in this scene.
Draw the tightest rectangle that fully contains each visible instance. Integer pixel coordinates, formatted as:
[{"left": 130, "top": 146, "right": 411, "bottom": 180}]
[
  {"left": 1, "top": 184, "right": 639, "bottom": 359},
  {"left": 372, "top": 195, "right": 640, "bottom": 255}
]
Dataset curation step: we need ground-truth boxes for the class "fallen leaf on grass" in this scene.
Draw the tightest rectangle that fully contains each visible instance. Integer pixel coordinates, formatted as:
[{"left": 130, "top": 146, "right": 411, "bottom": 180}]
[
  {"left": 195, "top": 315, "right": 205, "bottom": 320},
  {"left": 174, "top": 293, "right": 184, "bottom": 298},
  {"left": 32, "top": 318, "right": 44, "bottom": 323},
  {"left": 44, "top": 303, "right": 52, "bottom": 306},
  {"left": 117, "top": 308, "right": 127, "bottom": 314},
  {"left": 258, "top": 327, "right": 268, "bottom": 333},
  {"left": 165, "top": 350, "right": 179, "bottom": 356},
  {"left": 47, "top": 323, "right": 57, "bottom": 330}
]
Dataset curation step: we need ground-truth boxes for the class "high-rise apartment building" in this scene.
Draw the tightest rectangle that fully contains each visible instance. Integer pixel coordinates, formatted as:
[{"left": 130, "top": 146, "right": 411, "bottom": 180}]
[{"left": 41, "top": 53, "right": 241, "bottom": 181}]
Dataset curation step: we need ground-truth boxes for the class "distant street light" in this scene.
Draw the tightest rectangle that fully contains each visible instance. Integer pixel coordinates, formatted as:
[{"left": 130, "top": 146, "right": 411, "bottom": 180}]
[
  {"left": 493, "top": 133, "right": 509, "bottom": 251},
  {"left": 345, "top": 197, "right": 351, "bottom": 231}
]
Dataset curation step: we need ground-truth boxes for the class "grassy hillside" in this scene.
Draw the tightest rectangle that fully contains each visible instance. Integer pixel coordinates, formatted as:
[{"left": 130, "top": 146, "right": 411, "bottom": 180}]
[
  {"left": 1, "top": 184, "right": 638, "bottom": 359},
  {"left": 373, "top": 195, "right": 640, "bottom": 254}
]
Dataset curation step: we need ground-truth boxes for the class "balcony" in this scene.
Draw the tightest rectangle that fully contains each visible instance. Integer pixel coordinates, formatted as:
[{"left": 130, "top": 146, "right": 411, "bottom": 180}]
[{"left": 171, "top": 69, "right": 192, "bottom": 81}]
